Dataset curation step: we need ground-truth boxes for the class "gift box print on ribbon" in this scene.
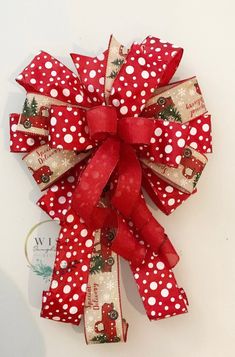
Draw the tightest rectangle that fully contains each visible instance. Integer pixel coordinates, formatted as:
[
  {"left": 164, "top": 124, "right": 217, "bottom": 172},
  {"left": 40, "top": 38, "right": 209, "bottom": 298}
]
[{"left": 9, "top": 34, "right": 212, "bottom": 344}]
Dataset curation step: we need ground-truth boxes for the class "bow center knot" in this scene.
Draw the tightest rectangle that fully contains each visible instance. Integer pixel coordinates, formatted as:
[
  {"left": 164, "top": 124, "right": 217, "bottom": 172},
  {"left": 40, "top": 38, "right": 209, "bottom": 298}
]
[{"left": 86, "top": 105, "right": 154, "bottom": 145}]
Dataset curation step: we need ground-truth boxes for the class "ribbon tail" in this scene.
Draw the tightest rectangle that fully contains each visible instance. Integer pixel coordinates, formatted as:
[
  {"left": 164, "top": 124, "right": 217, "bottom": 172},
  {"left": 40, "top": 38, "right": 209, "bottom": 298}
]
[
  {"left": 84, "top": 229, "right": 129, "bottom": 344},
  {"left": 71, "top": 137, "right": 120, "bottom": 224},
  {"left": 130, "top": 246, "right": 188, "bottom": 321},
  {"left": 40, "top": 213, "right": 94, "bottom": 325}
]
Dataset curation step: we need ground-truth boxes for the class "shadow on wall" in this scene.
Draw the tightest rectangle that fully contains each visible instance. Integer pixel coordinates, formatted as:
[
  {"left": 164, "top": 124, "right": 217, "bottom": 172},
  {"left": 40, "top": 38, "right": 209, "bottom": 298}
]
[{"left": 0, "top": 269, "right": 46, "bottom": 357}]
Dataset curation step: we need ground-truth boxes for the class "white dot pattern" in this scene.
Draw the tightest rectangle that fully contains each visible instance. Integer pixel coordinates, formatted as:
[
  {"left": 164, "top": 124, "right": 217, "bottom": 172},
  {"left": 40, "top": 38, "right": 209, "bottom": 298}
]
[
  {"left": 48, "top": 106, "right": 93, "bottom": 151},
  {"left": 16, "top": 51, "right": 90, "bottom": 107},
  {"left": 142, "top": 166, "right": 191, "bottom": 215},
  {"left": 109, "top": 37, "right": 183, "bottom": 118}
]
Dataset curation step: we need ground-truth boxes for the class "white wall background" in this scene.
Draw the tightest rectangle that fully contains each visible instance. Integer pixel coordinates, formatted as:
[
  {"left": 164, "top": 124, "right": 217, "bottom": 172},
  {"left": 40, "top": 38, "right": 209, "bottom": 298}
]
[{"left": 0, "top": 1, "right": 235, "bottom": 356}]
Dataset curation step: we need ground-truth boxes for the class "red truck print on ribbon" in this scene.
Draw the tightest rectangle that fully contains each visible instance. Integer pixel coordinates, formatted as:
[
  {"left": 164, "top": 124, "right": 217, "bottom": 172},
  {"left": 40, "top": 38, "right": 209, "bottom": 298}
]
[
  {"left": 28, "top": 165, "right": 53, "bottom": 184},
  {"left": 180, "top": 148, "right": 205, "bottom": 182},
  {"left": 118, "top": 44, "right": 128, "bottom": 58},
  {"left": 20, "top": 97, "right": 50, "bottom": 132},
  {"left": 90, "top": 229, "right": 115, "bottom": 274},
  {"left": 194, "top": 82, "right": 202, "bottom": 95},
  {"left": 94, "top": 303, "right": 120, "bottom": 343},
  {"left": 142, "top": 96, "right": 182, "bottom": 122}
]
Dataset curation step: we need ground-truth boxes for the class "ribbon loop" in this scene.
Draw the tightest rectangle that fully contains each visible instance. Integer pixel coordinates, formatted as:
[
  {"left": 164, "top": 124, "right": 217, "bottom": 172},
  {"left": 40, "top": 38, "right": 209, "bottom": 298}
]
[{"left": 86, "top": 105, "right": 118, "bottom": 140}]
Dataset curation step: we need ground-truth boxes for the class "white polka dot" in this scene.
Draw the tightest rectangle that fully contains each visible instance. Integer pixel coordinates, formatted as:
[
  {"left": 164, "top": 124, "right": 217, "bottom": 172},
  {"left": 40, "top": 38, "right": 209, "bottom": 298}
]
[
  {"left": 89, "top": 70, "right": 96, "bottom": 78},
  {"left": 51, "top": 185, "right": 58, "bottom": 192},
  {"left": 11, "top": 124, "right": 17, "bottom": 132},
  {"left": 126, "top": 90, "right": 132, "bottom": 97},
  {"left": 88, "top": 84, "right": 94, "bottom": 93},
  {"left": 141, "top": 70, "right": 149, "bottom": 79},
  {"left": 165, "top": 186, "right": 173, "bottom": 193},
  {"left": 154, "top": 127, "right": 162, "bottom": 137},
  {"left": 51, "top": 70, "right": 57, "bottom": 77},
  {"left": 202, "top": 123, "right": 209, "bottom": 132},
  {"left": 64, "top": 134, "right": 73, "bottom": 143},
  {"left": 85, "top": 239, "right": 92, "bottom": 247},
  {"left": 175, "top": 131, "right": 182, "bottom": 137},
  {"left": 175, "top": 155, "right": 181, "bottom": 164},
  {"left": 60, "top": 260, "right": 67, "bottom": 269},
  {"left": 73, "top": 294, "right": 79, "bottom": 300},
  {"left": 134, "top": 273, "right": 139, "bottom": 279},
  {"left": 26, "top": 138, "right": 35, "bottom": 146},
  {"left": 58, "top": 196, "right": 66, "bottom": 204},
  {"left": 177, "top": 138, "right": 185, "bottom": 147},
  {"left": 75, "top": 94, "right": 83, "bottom": 103},
  {"left": 82, "top": 265, "right": 88, "bottom": 272},
  {"left": 168, "top": 198, "right": 175, "bottom": 206},
  {"left": 50, "top": 89, "right": 58, "bottom": 98},
  {"left": 175, "top": 303, "right": 181, "bottom": 309},
  {"left": 70, "top": 126, "right": 76, "bottom": 132},
  {"left": 161, "top": 288, "right": 169, "bottom": 297},
  {"left": 165, "top": 145, "right": 173, "bottom": 154},
  {"left": 81, "top": 283, "right": 87, "bottom": 292},
  {"left": 167, "top": 283, "right": 172, "bottom": 289},
  {"left": 99, "top": 77, "right": 105, "bottom": 85},
  {"left": 79, "top": 137, "right": 85, "bottom": 144},
  {"left": 190, "top": 127, "right": 197, "bottom": 135},
  {"left": 138, "top": 57, "right": 146, "bottom": 66},
  {"left": 67, "top": 176, "right": 75, "bottom": 183},
  {"left": 52, "top": 316, "right": 60, "bottom": 321},
  {"left": 63, "top": 88, "right": 70, "bottom": 97},
  {"left": 63, "top": 304, "right": 68, "bottom": 310},
  {"left": 51, "top": 280, "right": 58, "bottom": 289},
  {"left": 63, "top": 285, "right": 71, "bottom": 294},
  {"left": 30, "top": 78, "right": 36, "bottom": 84},
  {"left": 156, "top": 262, "right": 165, "bottom": 270},
  {"left": 120, "top": 106, "right": 128, "bottom": 115},
  {"left": 50, "top": 117, "right": 57, "bottom": 126},
  {"left": 148, "top": 297, "right": 156, "bottom": 306},
  {"left": 126, "top": 65, "right": 134, "bottom": 74},
  {"left": 81, "top": 229, "right": 88, "bottom": 237},
  {"left": 45, "top": 61, "right": 52, "bottom": 69},
  {"left": 69, "top": 306, "right": 78, "bottom": 314},
  {"left": 67, "top": 214, "right": 74, "bottom": 223},
  {"left": 150, "top": 282, "right": 158, "bottom": 290},
  {"left": 112, "top": 99, "right": 120, "bottom": 107},
  {"left": 190, "top": 142, "right": 198, "bottom": 149}
]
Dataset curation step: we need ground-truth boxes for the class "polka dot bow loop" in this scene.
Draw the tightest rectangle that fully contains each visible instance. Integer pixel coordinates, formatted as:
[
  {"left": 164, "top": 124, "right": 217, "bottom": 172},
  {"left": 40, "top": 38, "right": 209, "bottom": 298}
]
[{"left": 10, "top": 34, "right": 212, "bottom": 340}]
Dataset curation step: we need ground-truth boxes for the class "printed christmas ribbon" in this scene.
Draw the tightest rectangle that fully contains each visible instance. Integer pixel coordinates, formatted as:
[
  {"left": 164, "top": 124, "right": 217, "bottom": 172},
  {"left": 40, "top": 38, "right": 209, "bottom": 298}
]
[
  {"left": 9, "top": 34, "right": 212, "bottom": 344},
  {"left": 84, "top": 230, "right": 128, "bottom": 344}
]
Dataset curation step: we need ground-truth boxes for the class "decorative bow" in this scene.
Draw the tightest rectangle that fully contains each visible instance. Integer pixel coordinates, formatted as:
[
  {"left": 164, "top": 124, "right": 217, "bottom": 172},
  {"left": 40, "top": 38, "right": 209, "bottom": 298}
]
[{"left": 9, "top": 34, "right": 212, "bottom": 344}]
